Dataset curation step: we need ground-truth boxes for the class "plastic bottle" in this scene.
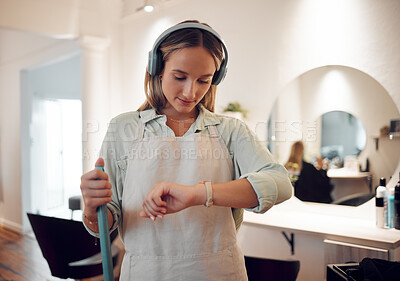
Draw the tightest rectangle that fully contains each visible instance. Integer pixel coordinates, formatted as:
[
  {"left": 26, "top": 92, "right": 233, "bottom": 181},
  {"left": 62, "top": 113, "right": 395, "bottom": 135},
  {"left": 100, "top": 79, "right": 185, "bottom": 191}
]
[
  {"left": 394, "top": 173, "right": 400, "bottom": 230},
  {"left": 388, "top": 186, "right": 395, "bottom": 228},
  {"left": 375, "top": 177, "right": 387, "bottom": 228}
]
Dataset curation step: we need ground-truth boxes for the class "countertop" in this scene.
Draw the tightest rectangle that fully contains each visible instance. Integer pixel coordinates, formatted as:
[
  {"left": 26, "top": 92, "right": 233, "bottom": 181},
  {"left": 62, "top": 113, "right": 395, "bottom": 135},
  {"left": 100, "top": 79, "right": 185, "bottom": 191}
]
[{"left": 243, "top": 196, "right": 400, "bottom": 249}]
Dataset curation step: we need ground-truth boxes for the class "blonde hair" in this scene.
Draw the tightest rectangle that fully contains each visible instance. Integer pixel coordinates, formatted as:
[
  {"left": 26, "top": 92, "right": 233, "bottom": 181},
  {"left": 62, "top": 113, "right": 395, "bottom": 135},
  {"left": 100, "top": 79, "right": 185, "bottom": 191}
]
[
  {"left": 285, "top": 141, "right": 304, "bottom": 172},
  {"left": 138, "top": 20, "right": 224, "bottom": 113}
]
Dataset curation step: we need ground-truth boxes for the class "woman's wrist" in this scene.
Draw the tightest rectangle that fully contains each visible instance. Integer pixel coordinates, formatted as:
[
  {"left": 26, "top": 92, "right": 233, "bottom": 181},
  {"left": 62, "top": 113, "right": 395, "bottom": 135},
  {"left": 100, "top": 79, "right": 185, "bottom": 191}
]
[
  {"left": 193, "top": 182, "right": 213, "bottom": 207},
  {"left": 83, "top": 212, "right": 99, "bottom": 232},
  {"left": 83, "top": 207, "right": 98, "bottom": 219},
  {"left": 193, "top": 183, "right": 208, "bottom": 206},
  {"left": 83, "top": 212, "right": 98, "bottom": 223},
  {"left": 203, "top": 181, "right": 213, "bottom": 207}
]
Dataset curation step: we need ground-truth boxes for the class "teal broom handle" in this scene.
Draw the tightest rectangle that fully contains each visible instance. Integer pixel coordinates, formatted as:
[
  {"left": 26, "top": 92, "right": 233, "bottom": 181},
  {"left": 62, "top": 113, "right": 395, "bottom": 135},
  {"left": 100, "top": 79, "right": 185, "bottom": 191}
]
[{"left": 95, "top": 166, "right": 114, "bottom": 281}]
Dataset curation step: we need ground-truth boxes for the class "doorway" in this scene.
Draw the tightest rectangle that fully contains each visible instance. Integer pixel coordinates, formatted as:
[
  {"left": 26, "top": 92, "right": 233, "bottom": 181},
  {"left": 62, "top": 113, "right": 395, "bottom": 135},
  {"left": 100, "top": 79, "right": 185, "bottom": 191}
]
[
  {"left": 30, "top": 98, "right": 82, "bottom": 214},
  {"left": 23, "top": 54, "right": 82, "bottom": 225}
]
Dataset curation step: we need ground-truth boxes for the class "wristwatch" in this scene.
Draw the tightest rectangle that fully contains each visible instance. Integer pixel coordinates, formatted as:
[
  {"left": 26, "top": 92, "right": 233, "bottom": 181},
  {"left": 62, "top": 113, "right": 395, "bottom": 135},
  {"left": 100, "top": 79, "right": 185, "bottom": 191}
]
[{"left": 204, "top": 181, "right": 213, "bottom": 207}]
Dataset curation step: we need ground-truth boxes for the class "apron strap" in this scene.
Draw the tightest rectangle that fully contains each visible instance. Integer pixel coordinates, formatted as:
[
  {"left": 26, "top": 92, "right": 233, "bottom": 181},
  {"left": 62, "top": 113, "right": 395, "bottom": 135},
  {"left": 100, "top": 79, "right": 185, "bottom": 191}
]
[{"left": 207, "top": 125, "right": 220, "bottom": 137}]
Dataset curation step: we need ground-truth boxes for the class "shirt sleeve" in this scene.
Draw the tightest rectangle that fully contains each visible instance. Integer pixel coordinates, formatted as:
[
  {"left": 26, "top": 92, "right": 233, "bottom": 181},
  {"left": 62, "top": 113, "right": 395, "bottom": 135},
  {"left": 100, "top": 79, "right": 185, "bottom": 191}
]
[
  {"left": 225, "top": 119, "right": 293, "bottom": 213},
  {"left": 82, "top": 116, "right": 127, "bottom": 237}
]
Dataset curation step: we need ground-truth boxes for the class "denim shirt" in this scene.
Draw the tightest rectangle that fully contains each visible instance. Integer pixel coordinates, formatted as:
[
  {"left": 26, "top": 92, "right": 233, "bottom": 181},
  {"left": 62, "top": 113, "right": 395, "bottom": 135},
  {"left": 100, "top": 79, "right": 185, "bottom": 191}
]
[{"left": 84, "top": 105, "right": 292, "bottom": 237}]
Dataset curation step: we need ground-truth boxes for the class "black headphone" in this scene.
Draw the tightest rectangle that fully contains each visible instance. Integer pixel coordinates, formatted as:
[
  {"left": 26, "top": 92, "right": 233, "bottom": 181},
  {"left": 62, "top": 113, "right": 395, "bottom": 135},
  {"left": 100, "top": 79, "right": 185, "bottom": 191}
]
[{"left": 147, "top": 22, "right": 229, "bottom": 85}]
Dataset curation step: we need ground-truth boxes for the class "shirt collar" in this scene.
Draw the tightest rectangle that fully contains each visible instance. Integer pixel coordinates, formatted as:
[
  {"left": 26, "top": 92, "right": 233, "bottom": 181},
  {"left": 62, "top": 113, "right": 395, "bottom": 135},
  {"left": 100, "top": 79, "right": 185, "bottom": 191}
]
[
  {"left": 138, "top": 104, "right": 221, "bottom": 130},
  {"left": 194, "top": 104, "right": 221, "bottom": 131},
  {"left": 138, "top": 107, "right": 163, "bottom": 124}
]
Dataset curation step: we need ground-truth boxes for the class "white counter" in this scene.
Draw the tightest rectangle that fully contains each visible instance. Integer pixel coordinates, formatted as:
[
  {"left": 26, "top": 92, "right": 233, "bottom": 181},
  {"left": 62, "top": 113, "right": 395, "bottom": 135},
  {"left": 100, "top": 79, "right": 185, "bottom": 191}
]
[
  {"left": 238, "top": 196, "right": 400, "bottom": 281},
  {"left": 243, "top": 196, "right": 400, "bottom": 249}
]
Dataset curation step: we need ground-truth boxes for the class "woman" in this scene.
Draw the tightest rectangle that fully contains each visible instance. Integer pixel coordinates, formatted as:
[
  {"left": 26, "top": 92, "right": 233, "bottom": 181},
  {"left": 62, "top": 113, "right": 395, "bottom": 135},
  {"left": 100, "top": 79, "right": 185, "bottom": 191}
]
[
  {"left": 285, "top": 141, "right": 333, "bottom": 204},
  {"left": 80, "top": 20, "right": 292, "bottom": 280}
]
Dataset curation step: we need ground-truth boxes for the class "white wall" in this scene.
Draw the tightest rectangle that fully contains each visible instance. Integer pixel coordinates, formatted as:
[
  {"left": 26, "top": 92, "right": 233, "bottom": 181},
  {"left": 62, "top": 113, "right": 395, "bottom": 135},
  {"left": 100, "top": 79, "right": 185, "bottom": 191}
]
[{"left": 1, "top": 0, "right": 400, "bottom": 231}]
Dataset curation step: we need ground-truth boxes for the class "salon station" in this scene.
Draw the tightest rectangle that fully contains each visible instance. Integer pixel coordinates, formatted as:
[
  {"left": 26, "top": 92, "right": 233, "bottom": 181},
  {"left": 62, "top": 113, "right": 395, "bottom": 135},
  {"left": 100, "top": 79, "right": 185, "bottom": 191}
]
[
  {"left": 1, "top": 0, "right": 400, "bottom": 280},
  {"left": 239, "top": 65, "right": 400, "bottom": 280}
]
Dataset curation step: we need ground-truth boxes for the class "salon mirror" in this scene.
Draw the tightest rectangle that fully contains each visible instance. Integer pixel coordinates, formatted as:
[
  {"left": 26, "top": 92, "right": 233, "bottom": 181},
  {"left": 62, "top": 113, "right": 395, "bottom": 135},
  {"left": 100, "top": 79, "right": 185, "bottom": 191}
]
[{"left": 268, "top": 65, "right": 400, "bottom": 204}]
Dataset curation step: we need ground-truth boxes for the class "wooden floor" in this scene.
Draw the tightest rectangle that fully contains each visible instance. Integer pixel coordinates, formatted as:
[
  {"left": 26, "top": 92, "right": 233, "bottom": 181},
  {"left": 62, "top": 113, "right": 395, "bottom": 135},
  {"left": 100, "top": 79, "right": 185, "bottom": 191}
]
[{"left": 0, "top": 226, "right": 71, "bottom": 281}]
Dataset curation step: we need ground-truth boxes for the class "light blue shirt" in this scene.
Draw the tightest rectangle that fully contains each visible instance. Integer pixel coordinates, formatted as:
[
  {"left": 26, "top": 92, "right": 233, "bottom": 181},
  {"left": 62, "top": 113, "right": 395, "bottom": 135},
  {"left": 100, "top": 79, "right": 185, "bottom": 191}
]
[{"left": 85, "top": 105, "right": 292, "bottom": 237}]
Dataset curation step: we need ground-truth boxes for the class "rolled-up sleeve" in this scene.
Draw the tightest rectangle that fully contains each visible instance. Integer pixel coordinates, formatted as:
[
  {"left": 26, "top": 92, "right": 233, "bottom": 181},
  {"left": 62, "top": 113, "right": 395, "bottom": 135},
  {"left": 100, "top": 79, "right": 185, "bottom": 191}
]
[
  {"left": 82, "top": 116, "right": 127, "bottom": 237},
  {"left": 227, "top": 120, "right": 293, "bottom": 213}
]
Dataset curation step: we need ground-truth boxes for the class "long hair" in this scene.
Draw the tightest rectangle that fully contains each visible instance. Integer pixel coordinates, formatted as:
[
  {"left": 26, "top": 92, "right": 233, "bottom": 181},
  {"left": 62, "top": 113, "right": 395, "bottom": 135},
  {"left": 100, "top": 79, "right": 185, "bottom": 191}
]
[
  {"left": 285, "top": 141, "right": 304, "bottom": 172},
  {"left": 138, "top": 20, "right": 224, "bottom": 113}
]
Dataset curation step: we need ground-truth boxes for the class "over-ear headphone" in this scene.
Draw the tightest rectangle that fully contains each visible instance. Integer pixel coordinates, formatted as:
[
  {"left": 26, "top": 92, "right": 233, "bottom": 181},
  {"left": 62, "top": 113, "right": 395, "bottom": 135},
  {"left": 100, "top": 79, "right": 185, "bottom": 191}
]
[{"left": 147, "top": 22, "right": 228, "bottom": 85}]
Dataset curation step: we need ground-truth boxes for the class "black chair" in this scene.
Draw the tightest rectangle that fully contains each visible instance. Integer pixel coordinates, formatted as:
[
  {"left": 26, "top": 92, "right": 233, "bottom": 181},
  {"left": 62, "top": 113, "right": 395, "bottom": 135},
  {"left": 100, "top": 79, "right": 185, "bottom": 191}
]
[
  {"left": 327, "top": 258, "right": 400, "bottom": 281},
  {"left": 27, "top": 212, "right": 120, "bottom": 280},
  {"left": 245, "top": 256, "right": 300, "bottom": 281},
  {"left": 332, "top": 193, "right": 375, "bottom": 206},
  {"left": 327, "top": 263, "right": 360, "bottom": 281}
]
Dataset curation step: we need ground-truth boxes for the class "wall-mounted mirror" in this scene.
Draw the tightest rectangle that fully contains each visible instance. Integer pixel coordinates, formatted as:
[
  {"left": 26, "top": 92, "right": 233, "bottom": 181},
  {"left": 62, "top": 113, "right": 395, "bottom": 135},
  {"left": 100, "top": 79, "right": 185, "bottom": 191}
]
[{"left": 268, "top": 65, "right": 400, "bottom": 204}]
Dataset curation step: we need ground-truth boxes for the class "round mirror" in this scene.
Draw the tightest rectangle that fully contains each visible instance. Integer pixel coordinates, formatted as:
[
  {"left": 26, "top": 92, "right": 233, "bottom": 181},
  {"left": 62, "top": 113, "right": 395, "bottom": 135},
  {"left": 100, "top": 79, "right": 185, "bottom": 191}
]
[{"left": 268, "top": 65, "right": 400, "bottom": 204}]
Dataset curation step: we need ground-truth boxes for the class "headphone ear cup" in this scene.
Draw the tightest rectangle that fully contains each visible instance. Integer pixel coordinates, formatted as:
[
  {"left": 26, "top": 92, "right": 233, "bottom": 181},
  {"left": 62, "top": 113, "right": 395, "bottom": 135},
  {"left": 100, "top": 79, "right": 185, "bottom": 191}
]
[
  {"left": 147, "top": 50, "right": 163, "bottom": 76},
  {"left": 212, "top": 70, "right": 221, "bottom": 85},
  {"left": 147, "top": 51, "right": 157, "bottom": 76},
  {"left": 212, "top": 59, "right": 227, "bottom": 85},
  {"left": 155, "top": 50, "right": 163, "bottom": 75}
]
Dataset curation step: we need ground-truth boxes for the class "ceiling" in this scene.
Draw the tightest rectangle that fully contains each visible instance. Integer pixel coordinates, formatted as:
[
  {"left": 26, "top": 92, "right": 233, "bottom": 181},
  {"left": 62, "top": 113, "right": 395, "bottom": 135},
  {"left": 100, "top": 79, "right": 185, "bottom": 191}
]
[{"left": 121, "top": 0, "right": 172, "bottom": 18}]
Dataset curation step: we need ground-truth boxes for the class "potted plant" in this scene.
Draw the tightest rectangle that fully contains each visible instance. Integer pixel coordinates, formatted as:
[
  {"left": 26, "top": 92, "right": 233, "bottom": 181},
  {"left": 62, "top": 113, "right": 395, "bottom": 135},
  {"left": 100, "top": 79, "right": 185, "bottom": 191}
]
[{"left": 222, "top": 102, "right": 247, "bottom": 120}]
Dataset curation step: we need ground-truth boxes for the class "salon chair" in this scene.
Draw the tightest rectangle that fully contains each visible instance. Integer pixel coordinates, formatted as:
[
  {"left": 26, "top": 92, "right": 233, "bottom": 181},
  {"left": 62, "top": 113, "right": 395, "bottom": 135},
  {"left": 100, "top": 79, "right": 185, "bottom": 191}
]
[
  {"left": 327, "top": 258, "right": 400, "bottom": 281},
  {"left": 244, "top": 256, "right": 300, "bottom": 281},
  {"left": 27, "top": 212, "right": 120, "bottom": 280},
  {"left": 332, "top": 192, "right": 375, "bottom": 207}
]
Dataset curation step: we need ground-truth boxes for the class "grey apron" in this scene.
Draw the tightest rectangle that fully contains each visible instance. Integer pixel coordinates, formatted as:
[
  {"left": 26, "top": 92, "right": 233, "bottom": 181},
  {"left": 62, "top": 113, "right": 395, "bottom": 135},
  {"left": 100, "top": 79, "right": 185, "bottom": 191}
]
[{"left": 119, "top": 119, "right": 247, "bottom": 281}]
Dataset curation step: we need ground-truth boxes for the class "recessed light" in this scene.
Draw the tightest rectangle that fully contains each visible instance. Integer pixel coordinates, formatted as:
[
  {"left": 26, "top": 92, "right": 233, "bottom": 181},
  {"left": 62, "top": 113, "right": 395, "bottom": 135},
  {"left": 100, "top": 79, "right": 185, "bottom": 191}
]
[{"left": 144, "top": 5, "right": 154, "bottom": 12}]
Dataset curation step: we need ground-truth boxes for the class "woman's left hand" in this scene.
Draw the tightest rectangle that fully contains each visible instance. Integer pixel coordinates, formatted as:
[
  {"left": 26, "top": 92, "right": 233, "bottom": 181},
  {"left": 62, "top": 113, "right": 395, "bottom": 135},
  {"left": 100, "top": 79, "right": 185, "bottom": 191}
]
[{"left": 139, "top": 182, "right": 205, "bottom": 221}]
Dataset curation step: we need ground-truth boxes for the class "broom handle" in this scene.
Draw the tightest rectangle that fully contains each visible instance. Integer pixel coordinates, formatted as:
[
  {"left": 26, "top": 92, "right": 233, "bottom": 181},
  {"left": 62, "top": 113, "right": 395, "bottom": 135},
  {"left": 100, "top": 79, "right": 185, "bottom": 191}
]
[{"left": 95, "top": 166, "right": 114, "bottom": 281}]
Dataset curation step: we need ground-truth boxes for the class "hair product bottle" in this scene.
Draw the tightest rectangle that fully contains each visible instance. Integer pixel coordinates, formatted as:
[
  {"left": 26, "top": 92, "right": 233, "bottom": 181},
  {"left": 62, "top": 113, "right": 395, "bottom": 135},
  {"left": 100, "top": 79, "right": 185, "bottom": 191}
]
[
  {"left": 376, "top": 177, "right": 387, "bottom": 228},
  {"left": 388, "top": 186, "right": 395, "bottom": 228},
  {"left": 394, "top": 173, "right": 400, "bottom": 230}
]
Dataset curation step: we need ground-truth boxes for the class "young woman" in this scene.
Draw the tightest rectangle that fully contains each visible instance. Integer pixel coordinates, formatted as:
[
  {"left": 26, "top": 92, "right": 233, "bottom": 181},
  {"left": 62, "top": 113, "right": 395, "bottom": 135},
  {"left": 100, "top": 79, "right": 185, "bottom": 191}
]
[
  {"left": 80, "top": 20, "right": 292, "bottom": 280},
  {"left": 285, "top": 141, "right": 333, "bottom": 203}
]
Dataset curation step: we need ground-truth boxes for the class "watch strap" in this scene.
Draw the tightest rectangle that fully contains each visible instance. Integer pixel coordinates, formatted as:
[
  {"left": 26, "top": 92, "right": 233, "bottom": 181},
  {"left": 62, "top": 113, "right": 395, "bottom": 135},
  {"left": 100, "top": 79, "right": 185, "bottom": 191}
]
[{"left": 204, "top": 181, "right": 213, "bottom": 207}]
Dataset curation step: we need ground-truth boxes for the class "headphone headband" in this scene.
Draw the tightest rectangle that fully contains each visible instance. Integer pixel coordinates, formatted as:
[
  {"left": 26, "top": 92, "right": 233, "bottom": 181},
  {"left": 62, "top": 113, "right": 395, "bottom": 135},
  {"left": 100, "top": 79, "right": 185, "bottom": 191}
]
[{"left": 147, "top": 22, "right": 228, "bottom": 85}]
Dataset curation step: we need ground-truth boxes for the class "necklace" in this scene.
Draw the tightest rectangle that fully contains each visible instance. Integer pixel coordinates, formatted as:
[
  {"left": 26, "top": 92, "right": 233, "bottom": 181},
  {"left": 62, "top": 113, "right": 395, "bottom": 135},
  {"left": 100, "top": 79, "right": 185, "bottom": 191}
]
[{"left": 168, "top": 117, "right": 195, "bottom": 123}]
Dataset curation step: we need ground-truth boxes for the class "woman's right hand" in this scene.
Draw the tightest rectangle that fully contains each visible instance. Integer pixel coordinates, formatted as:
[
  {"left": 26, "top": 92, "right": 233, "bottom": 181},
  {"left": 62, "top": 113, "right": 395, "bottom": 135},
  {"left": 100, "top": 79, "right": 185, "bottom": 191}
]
[{"left": 80, "top": 158, "right": 112, "bottom": 220}]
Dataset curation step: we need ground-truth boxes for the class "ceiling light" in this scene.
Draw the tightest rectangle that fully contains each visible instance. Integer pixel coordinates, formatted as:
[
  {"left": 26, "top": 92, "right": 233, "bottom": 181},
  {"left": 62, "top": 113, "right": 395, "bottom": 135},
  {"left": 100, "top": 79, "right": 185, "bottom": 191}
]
[{"left": 144, "top": 5, "right": 154, "bottom": 12}]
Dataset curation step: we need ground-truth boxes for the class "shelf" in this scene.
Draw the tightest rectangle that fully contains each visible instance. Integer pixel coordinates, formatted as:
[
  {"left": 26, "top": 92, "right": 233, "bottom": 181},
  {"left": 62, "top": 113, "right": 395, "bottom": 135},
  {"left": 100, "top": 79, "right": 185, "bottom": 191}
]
[{"left": 327, "top": 169, "right": 370, "bottom": 179}]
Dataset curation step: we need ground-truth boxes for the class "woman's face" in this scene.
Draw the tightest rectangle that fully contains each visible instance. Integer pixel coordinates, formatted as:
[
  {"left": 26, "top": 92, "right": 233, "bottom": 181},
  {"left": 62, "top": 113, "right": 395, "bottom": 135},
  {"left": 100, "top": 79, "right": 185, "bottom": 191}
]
[{"left": 161, "top": 46, "right": 216, "bottom": 118}]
